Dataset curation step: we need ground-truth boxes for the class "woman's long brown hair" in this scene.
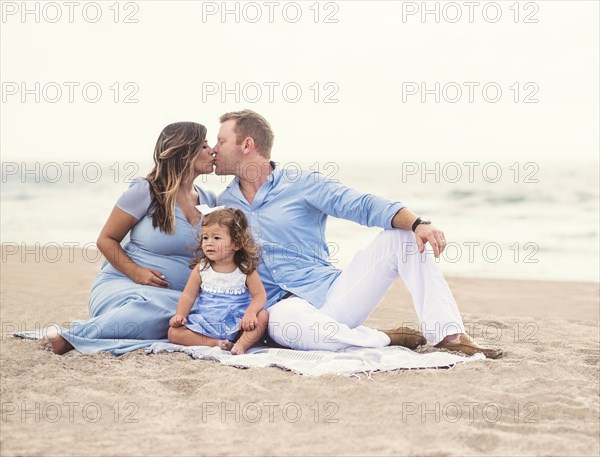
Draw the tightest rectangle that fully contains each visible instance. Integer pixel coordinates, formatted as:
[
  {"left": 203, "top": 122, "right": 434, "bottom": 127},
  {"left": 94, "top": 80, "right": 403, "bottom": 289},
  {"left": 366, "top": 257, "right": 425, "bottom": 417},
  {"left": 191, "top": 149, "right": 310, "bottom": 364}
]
[{"left": 146, "top": 122, "right": 207, "bottom": 233}]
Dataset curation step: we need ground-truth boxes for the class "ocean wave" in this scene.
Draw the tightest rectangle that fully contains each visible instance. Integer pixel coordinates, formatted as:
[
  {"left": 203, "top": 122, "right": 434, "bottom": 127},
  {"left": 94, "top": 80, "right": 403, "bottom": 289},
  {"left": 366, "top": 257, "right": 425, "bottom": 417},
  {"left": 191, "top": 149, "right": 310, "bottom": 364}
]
[
  {"left": 0, "top": 192, "right": 34, "bottom": 201},
  {"left": 446, "top": 189, "right": 557, "bottom": 205}
]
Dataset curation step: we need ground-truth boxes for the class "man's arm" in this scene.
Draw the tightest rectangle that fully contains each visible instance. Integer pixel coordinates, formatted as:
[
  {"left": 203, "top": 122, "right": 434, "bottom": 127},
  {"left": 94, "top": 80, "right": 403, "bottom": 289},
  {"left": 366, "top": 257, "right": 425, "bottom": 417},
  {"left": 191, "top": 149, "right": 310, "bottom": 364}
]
[
  {"left": 305, "top": 171, "right": 447, "bottom": 257},
  {"left": 305, "top": 172, "right": 405, "bottom": 228},
  {"left": 392, "top": 208, "right": 447, "bottom": 258}
]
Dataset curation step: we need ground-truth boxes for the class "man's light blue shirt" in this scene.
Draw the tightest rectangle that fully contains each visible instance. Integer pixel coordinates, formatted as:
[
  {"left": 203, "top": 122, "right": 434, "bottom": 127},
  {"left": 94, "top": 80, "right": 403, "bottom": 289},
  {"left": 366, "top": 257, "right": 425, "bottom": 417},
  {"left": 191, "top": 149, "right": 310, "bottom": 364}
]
[{"left": 217, "top": 163, "right": 405, "bottom": 309}]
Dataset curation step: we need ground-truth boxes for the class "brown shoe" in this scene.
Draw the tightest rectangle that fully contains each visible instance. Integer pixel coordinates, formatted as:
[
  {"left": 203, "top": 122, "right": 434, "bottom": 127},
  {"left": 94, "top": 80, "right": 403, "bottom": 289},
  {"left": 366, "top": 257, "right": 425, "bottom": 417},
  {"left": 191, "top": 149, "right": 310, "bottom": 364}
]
[
  {"left": 380, "top": 327, "right": 427, "bottom": 350},
  {"left": 435, "top": 334, "right": 503, "bottom": 359}
]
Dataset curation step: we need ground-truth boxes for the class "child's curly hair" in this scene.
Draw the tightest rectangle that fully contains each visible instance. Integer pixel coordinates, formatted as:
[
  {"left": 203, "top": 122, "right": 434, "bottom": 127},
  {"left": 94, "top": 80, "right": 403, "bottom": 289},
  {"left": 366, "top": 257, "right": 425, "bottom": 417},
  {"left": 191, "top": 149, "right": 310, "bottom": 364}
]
[{"left": 190, "top": 208, "right": 260, "bottom": 275}]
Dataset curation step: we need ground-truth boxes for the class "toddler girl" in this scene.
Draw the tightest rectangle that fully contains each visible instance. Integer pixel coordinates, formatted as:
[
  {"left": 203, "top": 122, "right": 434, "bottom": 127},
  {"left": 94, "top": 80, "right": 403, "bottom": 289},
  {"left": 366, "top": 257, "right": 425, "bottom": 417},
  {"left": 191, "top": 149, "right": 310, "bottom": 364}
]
[{"left": 168, "top": 208, "right": 268, "bottom": 355}]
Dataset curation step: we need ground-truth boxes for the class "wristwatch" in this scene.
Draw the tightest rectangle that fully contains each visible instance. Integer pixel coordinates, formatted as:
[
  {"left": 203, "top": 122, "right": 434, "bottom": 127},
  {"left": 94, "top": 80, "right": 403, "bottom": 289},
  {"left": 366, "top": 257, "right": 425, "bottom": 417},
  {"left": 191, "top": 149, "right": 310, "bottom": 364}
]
[{"left": 411, "top": 217, "right": 431, "bottom": 232}]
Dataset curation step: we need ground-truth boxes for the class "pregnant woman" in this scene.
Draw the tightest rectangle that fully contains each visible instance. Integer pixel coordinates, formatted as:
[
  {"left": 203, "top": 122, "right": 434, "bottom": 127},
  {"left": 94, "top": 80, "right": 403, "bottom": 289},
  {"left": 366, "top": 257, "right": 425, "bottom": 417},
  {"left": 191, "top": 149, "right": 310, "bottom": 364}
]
[{"left": 48, "top": 122, "right": 216, "bottom": 355}]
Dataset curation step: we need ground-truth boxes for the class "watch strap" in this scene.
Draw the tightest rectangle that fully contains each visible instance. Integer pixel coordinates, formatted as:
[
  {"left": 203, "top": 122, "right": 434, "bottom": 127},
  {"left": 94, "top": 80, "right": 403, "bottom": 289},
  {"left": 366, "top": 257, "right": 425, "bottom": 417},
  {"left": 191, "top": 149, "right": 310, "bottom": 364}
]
[
  {"left": 412, "top": 217, "right": 431, "bottom": 232},
  {"left": 411, "top": 217, "right": 422, "bottom": 232}
]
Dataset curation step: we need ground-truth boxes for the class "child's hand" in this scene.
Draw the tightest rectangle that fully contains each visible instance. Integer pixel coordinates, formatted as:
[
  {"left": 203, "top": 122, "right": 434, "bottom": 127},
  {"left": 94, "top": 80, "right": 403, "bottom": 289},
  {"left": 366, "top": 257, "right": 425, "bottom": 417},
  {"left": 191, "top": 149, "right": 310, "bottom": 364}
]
[
  {"left": 169, "top": 314, "right": 187, "bottom": 328},
  {"left": 241, "top": 312, "right": 258, "bottom": 331}
]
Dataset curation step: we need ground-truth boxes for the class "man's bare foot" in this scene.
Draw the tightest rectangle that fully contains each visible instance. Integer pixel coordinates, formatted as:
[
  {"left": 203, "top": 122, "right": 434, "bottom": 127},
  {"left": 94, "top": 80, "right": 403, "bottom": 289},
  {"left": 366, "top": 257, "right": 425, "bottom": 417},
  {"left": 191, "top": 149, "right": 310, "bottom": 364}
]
[
  {"left": 219, "top": 340, "right": 234, "bottom": 351},
  {"left": 48, "top": 334, "right": 74, "bottom": 355},
  {"left": 379, "top": 326, "right": 427, "bottom": 349},
  {"left": 435, "top": 333, "right": 504, "bottom": 359}
]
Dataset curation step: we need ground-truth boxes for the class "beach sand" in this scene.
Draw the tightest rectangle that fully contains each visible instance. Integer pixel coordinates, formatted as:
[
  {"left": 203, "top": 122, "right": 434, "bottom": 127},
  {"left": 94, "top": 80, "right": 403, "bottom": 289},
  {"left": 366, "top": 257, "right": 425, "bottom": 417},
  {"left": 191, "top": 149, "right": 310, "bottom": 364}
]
[{"left": 1, "top": 247, "right": 598, "bottom": 456}]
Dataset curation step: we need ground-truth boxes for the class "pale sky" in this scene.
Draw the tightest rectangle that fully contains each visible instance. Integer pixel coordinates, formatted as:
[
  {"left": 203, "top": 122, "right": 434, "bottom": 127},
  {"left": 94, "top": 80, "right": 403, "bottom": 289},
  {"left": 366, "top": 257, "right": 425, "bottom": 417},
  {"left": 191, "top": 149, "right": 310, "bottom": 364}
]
[{"left": 1, "top": 0, "right": 598, "bottom": 164}]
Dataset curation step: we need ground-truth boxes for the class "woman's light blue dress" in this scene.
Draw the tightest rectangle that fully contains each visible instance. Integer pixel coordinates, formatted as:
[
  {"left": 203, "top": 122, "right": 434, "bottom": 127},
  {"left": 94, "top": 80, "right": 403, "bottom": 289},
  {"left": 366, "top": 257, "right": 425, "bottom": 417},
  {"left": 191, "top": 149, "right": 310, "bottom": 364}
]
[
  {"left": 185, "top": 266, "right": 251, "bottom": 340},
  {"left": 58, "top": 177, "right": 216, "bottom": 355}
]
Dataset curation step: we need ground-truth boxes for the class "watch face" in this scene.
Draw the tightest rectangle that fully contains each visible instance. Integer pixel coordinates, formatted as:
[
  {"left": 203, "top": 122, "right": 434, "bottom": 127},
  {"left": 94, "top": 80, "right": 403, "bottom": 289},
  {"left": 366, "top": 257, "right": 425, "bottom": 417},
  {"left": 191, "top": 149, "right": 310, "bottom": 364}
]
[{"left": 421, "top": 220, "right": 432, "bottom": 225}]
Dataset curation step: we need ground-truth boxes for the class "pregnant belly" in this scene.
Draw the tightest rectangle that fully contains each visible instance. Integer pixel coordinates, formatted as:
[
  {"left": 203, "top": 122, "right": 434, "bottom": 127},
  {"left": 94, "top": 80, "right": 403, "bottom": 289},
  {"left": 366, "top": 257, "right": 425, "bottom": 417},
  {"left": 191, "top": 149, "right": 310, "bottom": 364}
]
[{"left": 101, "top": 252, "right": 194, "bottom": 292}]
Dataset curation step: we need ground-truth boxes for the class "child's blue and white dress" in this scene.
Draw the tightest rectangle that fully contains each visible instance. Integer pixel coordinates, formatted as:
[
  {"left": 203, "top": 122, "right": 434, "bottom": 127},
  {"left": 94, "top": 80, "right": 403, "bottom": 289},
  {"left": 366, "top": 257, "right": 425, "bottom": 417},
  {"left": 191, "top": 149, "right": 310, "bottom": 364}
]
[{"left": 185, "top": 265, "right": 250, "bottom": 340}]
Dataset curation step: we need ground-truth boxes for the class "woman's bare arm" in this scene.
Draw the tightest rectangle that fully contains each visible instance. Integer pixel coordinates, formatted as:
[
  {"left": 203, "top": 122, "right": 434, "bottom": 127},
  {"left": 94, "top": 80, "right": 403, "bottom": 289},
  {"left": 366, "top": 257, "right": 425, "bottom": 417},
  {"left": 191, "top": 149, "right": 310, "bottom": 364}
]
[{"left": 96, "top": 206, "right": 168, "bottom": 287}]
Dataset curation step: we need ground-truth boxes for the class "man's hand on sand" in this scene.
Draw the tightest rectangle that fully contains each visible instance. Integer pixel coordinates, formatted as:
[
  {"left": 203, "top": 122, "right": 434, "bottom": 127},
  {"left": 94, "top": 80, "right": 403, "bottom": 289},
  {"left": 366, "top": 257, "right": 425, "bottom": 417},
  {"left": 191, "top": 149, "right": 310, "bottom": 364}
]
[{"left": 415, "top": 224, "right": 447, "bottom": 257}]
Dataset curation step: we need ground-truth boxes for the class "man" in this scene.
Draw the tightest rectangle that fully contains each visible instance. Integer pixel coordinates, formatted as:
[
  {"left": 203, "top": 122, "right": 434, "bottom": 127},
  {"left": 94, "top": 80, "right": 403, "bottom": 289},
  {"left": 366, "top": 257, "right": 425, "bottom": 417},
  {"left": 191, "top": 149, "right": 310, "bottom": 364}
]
[{"left": 214, "top": 110, "right": 502, "bottom": 358}]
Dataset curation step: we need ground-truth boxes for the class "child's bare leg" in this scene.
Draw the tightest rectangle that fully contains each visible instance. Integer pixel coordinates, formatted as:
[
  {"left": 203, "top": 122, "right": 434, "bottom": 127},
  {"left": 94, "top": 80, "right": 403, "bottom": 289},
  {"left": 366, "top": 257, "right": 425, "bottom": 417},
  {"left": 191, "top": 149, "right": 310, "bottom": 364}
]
[
  {"left": 231, "top": 310, "right": 269, "bottom": 355},
  {"left": 46, "top": 334, "right": 74, "bottom": 355},
  {"left": 168, "top": 326, "right": 220, "bottom": 347}
]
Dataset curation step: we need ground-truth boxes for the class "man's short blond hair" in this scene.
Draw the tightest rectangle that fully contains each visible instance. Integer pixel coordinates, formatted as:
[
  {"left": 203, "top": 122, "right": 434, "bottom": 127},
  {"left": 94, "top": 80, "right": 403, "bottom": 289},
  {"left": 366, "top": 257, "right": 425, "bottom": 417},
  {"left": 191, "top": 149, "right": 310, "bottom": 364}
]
[{"left": 220, "top": 110, "right": 274, "bottom": 158}]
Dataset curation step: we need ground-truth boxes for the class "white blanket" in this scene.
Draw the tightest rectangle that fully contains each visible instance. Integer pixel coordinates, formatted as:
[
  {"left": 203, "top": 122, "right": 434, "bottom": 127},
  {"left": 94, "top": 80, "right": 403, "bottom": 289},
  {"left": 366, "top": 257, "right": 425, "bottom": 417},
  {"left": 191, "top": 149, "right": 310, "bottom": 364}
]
[{"left": 146, "top": 343, "right": 485, "bottom": 377}]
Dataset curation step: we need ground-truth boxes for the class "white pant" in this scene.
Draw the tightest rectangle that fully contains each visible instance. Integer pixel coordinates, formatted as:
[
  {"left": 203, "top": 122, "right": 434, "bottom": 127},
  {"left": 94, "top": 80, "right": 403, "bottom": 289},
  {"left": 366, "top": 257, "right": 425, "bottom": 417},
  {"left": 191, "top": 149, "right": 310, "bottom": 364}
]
[{"left": 267, "top": 229, "right": 465, "bottom": 350}]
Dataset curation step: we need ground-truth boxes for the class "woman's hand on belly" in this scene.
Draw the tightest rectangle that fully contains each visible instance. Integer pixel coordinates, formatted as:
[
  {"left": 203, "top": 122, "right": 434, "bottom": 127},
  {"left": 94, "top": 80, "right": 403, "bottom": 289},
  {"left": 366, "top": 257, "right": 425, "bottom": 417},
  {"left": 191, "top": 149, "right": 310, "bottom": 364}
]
[{"left": 131, "top": 266, "right": 170, "bottom": 288}]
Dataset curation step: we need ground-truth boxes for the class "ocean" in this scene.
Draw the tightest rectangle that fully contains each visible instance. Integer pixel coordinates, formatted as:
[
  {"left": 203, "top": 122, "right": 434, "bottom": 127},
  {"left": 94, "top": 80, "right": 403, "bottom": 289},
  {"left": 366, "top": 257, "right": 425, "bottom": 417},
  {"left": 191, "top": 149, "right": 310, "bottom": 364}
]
[{"left": 1, "top": 160, "right": 598, "bottom": 283}]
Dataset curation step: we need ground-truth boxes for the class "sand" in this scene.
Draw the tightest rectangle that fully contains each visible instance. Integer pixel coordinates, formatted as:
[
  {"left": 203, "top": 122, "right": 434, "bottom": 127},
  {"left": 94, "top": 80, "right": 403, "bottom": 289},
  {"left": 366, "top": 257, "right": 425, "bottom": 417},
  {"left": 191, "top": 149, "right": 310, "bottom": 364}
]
[{"left": 1, "top": 247, "right": 599, "bottom": 456}]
